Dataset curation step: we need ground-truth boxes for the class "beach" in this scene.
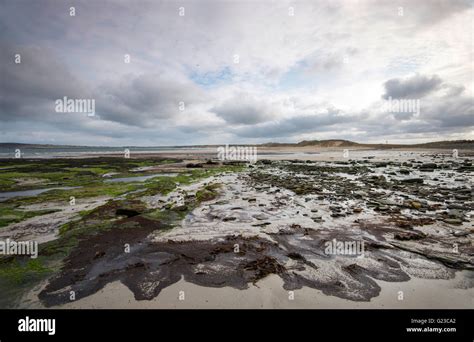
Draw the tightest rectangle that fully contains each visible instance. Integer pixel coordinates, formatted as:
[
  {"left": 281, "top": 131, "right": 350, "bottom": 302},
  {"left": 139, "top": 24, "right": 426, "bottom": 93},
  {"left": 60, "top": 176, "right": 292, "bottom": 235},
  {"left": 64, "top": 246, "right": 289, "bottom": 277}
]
[{"left": 0, "top": 146, "right": 472, "bottom": 309}]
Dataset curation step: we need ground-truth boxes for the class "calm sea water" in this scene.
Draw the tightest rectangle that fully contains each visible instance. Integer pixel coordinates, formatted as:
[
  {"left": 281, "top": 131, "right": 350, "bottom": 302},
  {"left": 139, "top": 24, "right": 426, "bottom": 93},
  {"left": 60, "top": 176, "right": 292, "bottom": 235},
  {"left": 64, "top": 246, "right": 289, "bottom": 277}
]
[
  {"left": 0, "top": 146, "right": 200, "bottom": 158},
  {"left": 0, "top": 145, "right": 321, "bottom": 159},
  {"left": 0, "top": 186, "right": 80, "bottom": 202}
]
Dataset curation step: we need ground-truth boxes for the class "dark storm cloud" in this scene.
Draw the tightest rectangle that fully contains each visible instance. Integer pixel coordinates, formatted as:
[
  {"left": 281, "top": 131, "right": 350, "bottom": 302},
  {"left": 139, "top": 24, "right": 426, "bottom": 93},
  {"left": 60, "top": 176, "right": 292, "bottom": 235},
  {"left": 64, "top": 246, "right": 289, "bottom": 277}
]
[
  {"left": 422, "top": 96, "right": 474, "bottom": 127},
  {"left": 382, "top": 74, "right": 442, "bottom": 99},
  {"left": 380, "top": 74, "right": 473, "bottom": 129},
  {"left": 0, "top": 40, "right": 206, "bottom": 128},
  {"left": 211, "top": 94, "right": 275, "bottom": 125},
  {"left": 0, "top": 1, "right": 67, "bottom": 44},
  {"left": 232, "top": 111, "right": 355, "bottom": 139},
  {"left": 96, "top": 73, "right": 207, "bottom": 127},
  {"left": 0, "top": 43, "right": 91, "bottom": 122}
]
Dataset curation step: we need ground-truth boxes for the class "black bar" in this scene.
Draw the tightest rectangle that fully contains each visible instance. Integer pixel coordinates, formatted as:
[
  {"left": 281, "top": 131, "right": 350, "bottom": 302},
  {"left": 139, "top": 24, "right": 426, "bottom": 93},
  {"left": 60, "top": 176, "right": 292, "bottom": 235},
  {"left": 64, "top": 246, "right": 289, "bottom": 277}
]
[{"left": 0, "top": 309, "right": 472, "bottom": 341}]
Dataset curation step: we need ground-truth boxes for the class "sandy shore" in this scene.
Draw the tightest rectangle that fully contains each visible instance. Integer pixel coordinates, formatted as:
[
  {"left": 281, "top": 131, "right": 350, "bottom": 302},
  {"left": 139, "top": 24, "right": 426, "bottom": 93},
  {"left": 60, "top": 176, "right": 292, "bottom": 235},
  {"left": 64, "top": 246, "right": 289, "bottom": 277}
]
[
  {"left": 19, "top": 270, "right": 473, "bottom": 309},
  {"left": 60, "top": 146, "right": 474, "bottom": 162}
]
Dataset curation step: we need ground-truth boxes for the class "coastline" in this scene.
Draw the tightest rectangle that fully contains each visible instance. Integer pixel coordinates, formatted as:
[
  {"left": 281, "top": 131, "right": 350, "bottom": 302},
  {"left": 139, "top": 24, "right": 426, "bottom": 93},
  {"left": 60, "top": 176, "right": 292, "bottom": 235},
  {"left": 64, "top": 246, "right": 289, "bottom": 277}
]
[{"left": 1, "top": 147, "right": 473, "bottom": 309}]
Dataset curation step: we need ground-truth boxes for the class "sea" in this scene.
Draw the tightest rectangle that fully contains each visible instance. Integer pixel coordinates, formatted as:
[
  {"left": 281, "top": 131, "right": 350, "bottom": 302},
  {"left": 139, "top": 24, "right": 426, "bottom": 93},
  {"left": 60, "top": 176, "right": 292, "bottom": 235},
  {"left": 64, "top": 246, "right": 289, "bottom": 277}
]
[{"left": 0, "top": 146, "right": 206, "bottom": 159}]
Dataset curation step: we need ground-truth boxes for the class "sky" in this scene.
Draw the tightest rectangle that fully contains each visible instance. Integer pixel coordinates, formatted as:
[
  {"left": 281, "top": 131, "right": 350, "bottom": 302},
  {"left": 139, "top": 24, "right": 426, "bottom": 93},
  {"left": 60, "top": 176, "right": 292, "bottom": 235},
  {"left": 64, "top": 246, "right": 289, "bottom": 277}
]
[{"left": 0, "top": 0, "right": 473, "bottom": 146}]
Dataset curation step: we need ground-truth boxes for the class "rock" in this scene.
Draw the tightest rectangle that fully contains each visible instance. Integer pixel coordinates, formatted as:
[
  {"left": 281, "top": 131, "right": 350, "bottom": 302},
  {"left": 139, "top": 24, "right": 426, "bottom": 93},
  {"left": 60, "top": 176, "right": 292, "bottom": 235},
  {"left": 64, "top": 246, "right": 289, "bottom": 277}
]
[
  {"left": 396, "top": 221, "right": 413, "bottom": 229},
  {"left": 102, "top": 172, "right": 118, "bottom": 178},
  {"left": 455, "top": 194, "right": 471, "bottom": 200},
  {"left": 447, "top": 204, "right": 468, "bottom": 210},
  {"left": 93, "top": 251, "right": 105, "bottom": 259},
  {"left": 443, "top": 218, "right": 463, "bottom": 225},
  {"left": 353, "top": 191, "right": 368, "bottom": 199},
  {"left": 252, "top": 222, "right": 271, "bottom": 227},
  {"left": 402, "top": 178, "right": 424, "bottom": 184},
  {"left": 390, "top": 241, "right": 474, "bottom": 270},
  {"left": 126, "top": 262, "right": 147, "bottom": 270},
  {"left": 448, "top": 209, "right": 465, "bottom": 219},
  {"left": 243, "top": 256, "right": 285, "bottom": 281},
  {"left": 223, "top": 217, "right": 237, "bottom": 222},
  {"left": 287, "top": 252, "right": 305, "bottom": 260},
  {"left": 453, "top": 230, "right": 469, "bottom": 237},
  {"left": 331, "top": 212, "right": 345, "bottom": 218},
  {"left": 252, "top": 213, "right": 268, "bottom": 220},
  {"left": 394, "top": 230, "right": 426, "bottom": 241},
  {"left": 420, "top": 163, "right": 438, "bottom": 170},
  {"left": 115, "top": 208, "right": 141, "bottom": 217},
  {"left": 185, "top": 163, "right": 203, "bottom": 168}
]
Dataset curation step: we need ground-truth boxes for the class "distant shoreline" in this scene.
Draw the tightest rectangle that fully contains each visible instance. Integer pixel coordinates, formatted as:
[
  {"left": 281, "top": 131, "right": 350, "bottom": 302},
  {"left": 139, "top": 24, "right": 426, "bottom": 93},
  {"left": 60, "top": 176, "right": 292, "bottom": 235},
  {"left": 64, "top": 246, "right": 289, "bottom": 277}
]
[
  {"left": 1, "top": 145, "right": 473, "bottom": 161},
  {"left": 1, "top": 139, "right": 473, "bottom": 151}
]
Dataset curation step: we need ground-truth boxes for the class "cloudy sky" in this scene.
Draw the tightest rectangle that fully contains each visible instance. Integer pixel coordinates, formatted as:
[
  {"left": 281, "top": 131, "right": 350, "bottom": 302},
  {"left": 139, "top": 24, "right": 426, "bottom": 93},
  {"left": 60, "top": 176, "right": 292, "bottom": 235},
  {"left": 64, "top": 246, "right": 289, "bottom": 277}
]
[{"left": 0, "top": 0, "right": 473, "bottom": 146}]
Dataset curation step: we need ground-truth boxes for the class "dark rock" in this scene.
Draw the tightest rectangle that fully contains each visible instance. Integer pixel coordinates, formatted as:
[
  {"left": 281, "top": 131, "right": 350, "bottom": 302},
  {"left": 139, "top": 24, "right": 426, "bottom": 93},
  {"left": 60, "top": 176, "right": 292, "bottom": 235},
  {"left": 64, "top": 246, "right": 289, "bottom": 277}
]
[
  {"left": 186, "top": 163, "right": 203, "bottom": 168},
  {"left": 115, "top": 208, "right": 141, "bottom": 217},
  {"left": 443, "top": 218, "right": 463, "bottom": 225},
  {"left": 401, "top": 178, "right": 424, "bottom": 184},
  {"left": 93, "top": 251, "right": 105, "bottom": 260},
  {"left": 394, "top": 230, "right": 426, "bottom": 241},
  {"left": 453, "top": 230, "right": 469, "bottom": 237},
  {"left": 223, "top": 217, "right": 237, "bottom": 222}
]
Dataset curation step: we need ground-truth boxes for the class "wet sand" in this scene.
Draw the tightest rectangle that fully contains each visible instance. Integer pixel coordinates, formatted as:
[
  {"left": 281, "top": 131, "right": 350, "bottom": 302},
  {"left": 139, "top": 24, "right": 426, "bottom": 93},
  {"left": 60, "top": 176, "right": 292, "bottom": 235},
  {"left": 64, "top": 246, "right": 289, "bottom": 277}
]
[{"left": 21, "top": 270, "right": 474, "bottom": 309}]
